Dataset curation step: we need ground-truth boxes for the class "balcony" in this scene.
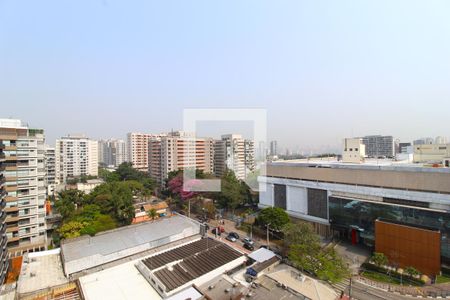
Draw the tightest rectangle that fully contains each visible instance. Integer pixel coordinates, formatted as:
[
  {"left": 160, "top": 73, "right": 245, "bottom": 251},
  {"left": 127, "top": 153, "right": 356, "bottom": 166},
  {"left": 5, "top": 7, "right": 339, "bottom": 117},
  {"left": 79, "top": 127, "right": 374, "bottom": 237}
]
[
  {"left": 4, "top": 196, "right": 19, "bottom": 202},
  {"left": 5, "top": 155, "right": 17, "bottom": 162},
  {"left": 6, "top": 226, "right": 19, "bottom": 233},
  {"left": 4, "top": 206, "right": 19, "bottom": 213},
  {"left": 7, "top": 236, "right": 19, "bottom": 243},
  {"left": 5, "top": 215, "right": 19, "bottom": 223},
  {"left": 5, "top": 176, "right": 18, "bottom": 182},
  {"left": 5, "top": 165, "right": 17, "bottom": 171},
  {"left": 5, "top": 185, "right": 17, "bottom": 192},
  {"left": 4, "top": 145, "right": 17, "bottom": 151}
]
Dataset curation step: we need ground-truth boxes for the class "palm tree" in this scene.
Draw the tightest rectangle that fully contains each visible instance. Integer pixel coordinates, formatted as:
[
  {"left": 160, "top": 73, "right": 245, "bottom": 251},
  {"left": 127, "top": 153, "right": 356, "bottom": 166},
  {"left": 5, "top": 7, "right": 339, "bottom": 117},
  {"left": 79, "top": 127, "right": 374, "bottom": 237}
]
[{"left": 147, "top": 209, "right": 158, "bottom": 222}]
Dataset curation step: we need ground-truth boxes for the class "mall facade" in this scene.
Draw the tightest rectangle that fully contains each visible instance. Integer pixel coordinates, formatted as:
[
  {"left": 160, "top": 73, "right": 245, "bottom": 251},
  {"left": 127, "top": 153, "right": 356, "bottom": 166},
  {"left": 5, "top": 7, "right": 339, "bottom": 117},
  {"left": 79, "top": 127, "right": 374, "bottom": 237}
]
[{"left": 258, "top": 161, "right": 450, "bottom": 275}]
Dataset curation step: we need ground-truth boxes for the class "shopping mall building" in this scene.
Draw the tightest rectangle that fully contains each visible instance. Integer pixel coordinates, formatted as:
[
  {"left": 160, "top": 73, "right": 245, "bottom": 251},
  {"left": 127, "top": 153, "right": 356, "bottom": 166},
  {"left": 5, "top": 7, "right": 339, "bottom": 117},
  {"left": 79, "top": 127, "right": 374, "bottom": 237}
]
[{"left": 258, "top": 160, "right": 450, "bottom": 275}]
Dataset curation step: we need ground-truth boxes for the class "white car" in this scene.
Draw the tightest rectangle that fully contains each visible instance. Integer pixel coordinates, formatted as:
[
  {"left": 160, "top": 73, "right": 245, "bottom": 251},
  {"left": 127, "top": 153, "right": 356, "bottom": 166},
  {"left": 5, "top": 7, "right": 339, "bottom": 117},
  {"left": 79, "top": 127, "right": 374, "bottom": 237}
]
[
  {"left": 226, "top": 235, "right": 237, "bottom": 242},
  {"left": 242, "top": 237, "right": 254, "bottom": 245}
]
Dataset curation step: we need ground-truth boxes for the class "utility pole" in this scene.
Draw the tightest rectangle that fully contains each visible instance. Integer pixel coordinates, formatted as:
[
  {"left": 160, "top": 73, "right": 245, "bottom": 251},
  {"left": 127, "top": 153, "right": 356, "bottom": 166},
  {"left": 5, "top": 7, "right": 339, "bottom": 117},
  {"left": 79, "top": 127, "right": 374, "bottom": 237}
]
[{"left": 266, "top": 223, "right": 270, "bottom": 247}]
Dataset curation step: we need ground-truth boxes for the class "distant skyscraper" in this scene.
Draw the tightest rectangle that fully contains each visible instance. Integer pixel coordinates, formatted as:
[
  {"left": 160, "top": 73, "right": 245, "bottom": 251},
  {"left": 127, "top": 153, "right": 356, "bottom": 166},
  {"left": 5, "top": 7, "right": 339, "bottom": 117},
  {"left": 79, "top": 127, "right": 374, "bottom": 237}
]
[
  {"left": 270, "top": 140, "right": 278, "bottom": 156},
  {"left": 361, "top": 135, "right": 395, "bottom": 158},
  {"left": 98, "top": 139, "right": 127, "bottom": 167},
  {"left": 56, "top": 135, "right": 98, "bottom": 183},
  {"left": 413, "top": 137, "right": 434, "bottom": 145},
  {"left": 0, "top": 119, "right": 47, "bottom": 257},
  {"left": 214, "top": 134, "right": 255, "bottom": 180},
  {"left": 435, "top": 136, "right": 448, "bottom": 145}
]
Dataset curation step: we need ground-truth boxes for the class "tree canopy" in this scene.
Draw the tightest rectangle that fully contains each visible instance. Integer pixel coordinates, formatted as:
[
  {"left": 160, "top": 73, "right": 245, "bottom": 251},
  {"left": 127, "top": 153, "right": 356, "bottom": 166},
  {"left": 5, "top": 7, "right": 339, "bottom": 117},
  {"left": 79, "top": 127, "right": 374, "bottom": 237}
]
[
  {"left": 283, "top": 222, "right": 349, "bottom": 283},
  {"left": 256, "top": 207, "right": 290, "bottom": 231}
]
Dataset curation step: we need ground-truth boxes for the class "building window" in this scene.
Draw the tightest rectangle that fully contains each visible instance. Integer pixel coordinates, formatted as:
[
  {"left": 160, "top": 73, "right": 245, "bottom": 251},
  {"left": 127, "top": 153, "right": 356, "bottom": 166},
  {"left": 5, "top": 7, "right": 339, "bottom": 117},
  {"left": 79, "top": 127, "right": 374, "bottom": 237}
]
[
  {"left": 307, "top": 188, "right": 328, "bottom": 219},
  {"left": 273, "top": 184, "right": 287, "bottom": 210}
]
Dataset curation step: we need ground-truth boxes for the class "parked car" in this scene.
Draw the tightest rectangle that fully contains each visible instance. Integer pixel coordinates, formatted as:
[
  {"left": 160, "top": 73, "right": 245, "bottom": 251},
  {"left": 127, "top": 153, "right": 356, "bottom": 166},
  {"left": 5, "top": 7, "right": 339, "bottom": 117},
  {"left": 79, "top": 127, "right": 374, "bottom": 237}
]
[
  {"left": 242, "top": 237, "right": 254, "bottom": 245},
  {"left": 226, "top": 234, "right": 237, "bottom": 242},
  {"left": 228, "top": 232, "right": 239, "bottom": 240},
  {"left": 243, "top": 242, "right": 254, "bottom": 251}
]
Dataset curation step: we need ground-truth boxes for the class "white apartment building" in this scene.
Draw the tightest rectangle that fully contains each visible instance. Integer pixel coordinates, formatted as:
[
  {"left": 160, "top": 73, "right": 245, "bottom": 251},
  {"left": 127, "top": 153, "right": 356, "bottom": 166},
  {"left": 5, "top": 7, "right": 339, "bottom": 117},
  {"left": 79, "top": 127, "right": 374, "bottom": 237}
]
[
  {"left": 127, "top": 133, "right": 163, "bottom": 172},
  {"left": 98, "top": 139, "right": 127, "bottom": 168},
  {"left": 148, "top": 131, "right": 214, "bottom": 185},
  {"left": 0, "top": 119, "right": 47, "bottom": 255},
  {"left": 55, "top": 135, "right": 98, "bottom": 183},
  {"left": 342, "top": 138, "right": 366, "bottom": 163},
  {"left": 44, "top": 145, "right": 56, "bottom": 195},
  {"left": 214, "top": 134, "right": 255, "bottom": 180}
]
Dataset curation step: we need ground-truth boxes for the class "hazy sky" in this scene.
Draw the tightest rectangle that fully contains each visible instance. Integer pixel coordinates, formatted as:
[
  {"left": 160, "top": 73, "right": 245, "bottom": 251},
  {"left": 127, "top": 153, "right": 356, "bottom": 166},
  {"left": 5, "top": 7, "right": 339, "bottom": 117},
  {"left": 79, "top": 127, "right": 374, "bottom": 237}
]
[{"left": 1, "top": 1, "right": 450, "bottom": 152}]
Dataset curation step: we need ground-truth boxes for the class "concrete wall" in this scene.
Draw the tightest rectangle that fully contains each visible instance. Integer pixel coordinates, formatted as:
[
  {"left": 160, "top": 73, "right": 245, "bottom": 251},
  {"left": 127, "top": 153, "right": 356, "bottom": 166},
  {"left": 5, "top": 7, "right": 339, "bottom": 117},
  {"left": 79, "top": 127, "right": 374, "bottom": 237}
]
[{"left": 266, "top": 164, "right": 450, "bottom": 194}]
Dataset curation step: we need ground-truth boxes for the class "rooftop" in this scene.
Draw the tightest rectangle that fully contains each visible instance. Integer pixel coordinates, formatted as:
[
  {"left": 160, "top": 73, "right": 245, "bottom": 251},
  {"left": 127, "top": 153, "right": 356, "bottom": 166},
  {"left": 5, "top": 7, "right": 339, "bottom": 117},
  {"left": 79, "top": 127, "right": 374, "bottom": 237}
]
[
  {"left": 151, "top": 239, "right": 242, "bottom": 292},
  {"left": 248, "top": 248, "right": 276, "bottom": 263},
  {"left": 18, "top": 249, "right": 68, "bottom": 294},
  {"left": 264, "top": 264, "right": 337, "bottom": 300},
  {"left": 61, "top": 215, "right": 200, "bottom": 275},
  {"left": 272, "top": 158, "right": 450, "bottom": 174},
  {"left": 78, "top": 257, "right": 162, "bottom": 300}
]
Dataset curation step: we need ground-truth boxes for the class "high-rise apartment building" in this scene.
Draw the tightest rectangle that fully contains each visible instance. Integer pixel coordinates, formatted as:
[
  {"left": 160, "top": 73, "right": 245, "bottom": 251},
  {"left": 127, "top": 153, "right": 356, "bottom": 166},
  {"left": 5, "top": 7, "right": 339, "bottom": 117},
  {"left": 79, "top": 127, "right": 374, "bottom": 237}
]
[
  {"left": 148, "top": 131, "right": 214, "bottom": 185},
  {"left": 361, "top": 135, "right": 395, "bottom": 158},
  {"left": 127, "top": 133, "right": 162, "bottom": 172},
  {"left": 98, "top": 139, "right": 127, "bottom": 168},
  {"left": 44, "top": 145, "right": 56, "bottom": 195},
  {"left": 0, "top": 135, "right": 9, "bottom": 284},
  {"left": 214, "top": 134, "right": 255, "bottom": 180},
  {"left": 0, "top": 119, "right": 47, "bottom": 256},
  {"left": 269, "top": 140, "right": 278, "bottom": 156},
  {"left": 55, "top": 135, "right": 98, "bottom": 183}
]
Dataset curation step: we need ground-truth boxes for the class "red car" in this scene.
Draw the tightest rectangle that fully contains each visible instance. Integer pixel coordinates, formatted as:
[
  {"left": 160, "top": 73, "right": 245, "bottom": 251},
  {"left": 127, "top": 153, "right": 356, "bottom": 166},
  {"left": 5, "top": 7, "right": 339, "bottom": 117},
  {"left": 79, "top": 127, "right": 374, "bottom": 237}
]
[{"left": 211, "top": 226, "right": 225, "bottom": 235}]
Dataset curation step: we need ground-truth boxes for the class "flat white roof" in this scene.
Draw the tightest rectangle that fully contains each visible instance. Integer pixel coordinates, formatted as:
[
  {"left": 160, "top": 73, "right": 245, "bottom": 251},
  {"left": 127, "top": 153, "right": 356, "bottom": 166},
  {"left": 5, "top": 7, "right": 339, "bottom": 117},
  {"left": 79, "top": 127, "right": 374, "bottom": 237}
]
[
  {"left": 79, "top": 259, "right": 162, "bottom": 300},
  {"left": 18, "top": 249, "right": 68, "bottom": 294},
  {"left": 248, "top": 248, "right": 276, "bottom": 263},
  {"left": 165, "top": 287, "right": 203, "bottom": 300}
]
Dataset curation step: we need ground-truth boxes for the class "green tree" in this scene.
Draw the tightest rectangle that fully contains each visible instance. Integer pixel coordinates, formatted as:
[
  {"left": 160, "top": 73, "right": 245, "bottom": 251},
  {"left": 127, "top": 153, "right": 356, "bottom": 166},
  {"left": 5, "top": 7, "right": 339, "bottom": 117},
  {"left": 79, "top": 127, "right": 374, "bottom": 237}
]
[
  {"left": 316, "top": 248, "right": 350, "bottom": 283},
  {"left": 371, "top": 252, "right": 388, "bottom": 268},
  {"left": 58, "top": 221, "right": 86, "bottom": 239},
  {"left": 147, "top": 208, "right": 158, "bottom": 221},
  {"left": 283, "top": 222, "right": 320, "bottom": 253},
  {"left": 54, "top": 196, "right": 76, "bottom": 220},
  {"left": 283, "top": 222, "right": 349, "bottom": 282},
  {"left": 257, "top": 207, "right": 290, "bottom": 231},
  {"left": 215, "top": 171, "right": 249, "bottom": 211}
]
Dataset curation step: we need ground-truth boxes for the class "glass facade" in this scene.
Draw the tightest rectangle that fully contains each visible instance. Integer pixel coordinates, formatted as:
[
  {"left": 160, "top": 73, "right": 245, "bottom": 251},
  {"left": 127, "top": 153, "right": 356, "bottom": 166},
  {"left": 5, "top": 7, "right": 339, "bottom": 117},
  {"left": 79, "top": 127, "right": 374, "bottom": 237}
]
[{"left": 329, "top": 197, "right": 450, "bottom": 262}]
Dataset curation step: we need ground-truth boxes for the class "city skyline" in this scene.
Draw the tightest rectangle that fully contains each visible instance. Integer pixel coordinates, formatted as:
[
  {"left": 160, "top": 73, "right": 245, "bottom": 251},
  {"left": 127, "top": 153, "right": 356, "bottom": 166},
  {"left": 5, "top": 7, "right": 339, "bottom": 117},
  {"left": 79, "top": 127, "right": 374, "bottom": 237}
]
[{"left": 1, "top": 1, "right": 450, "bottom": 150}]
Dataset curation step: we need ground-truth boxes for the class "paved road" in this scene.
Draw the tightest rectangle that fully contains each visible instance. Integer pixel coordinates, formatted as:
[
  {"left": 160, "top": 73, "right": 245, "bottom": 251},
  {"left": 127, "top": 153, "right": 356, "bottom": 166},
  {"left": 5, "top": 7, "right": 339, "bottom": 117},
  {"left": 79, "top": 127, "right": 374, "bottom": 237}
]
[{"left": 350, "top": 281, "right": 418, "bottom": 300}]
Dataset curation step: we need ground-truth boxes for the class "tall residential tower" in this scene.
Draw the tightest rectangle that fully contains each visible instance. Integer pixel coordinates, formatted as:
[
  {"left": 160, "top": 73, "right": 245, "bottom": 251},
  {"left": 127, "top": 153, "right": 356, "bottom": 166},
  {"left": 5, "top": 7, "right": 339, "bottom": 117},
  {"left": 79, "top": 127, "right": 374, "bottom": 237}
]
[
  {"left": 0, "top": 119, "right": 47, "bottom": 257},
  {"left": 55, "top": 135, "right": 98, "bottom": 183}
]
